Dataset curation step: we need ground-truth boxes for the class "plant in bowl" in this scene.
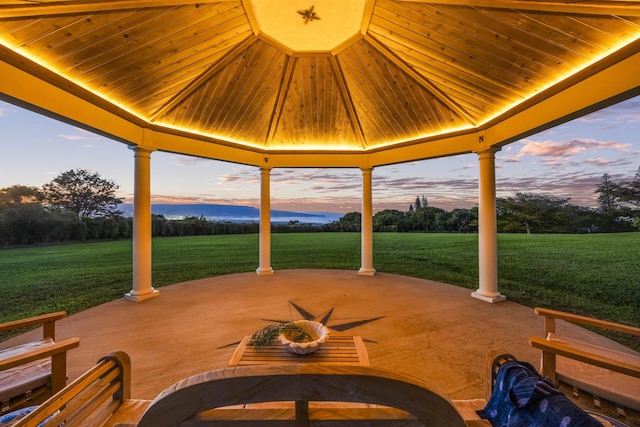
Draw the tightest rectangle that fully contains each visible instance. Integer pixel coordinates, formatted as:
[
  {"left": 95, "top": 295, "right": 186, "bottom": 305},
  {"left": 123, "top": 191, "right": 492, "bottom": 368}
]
[{"left": 249, "top": 320, "right": 330, "bottom": 355}]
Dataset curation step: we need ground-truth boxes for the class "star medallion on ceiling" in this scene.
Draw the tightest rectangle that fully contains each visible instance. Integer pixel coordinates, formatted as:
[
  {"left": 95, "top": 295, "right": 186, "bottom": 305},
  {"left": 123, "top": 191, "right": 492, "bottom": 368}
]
[
  {"left": 297, "top": 5, "right": 320, "bottom": 24},
  {"left": 218, "top": 300, "right": 384, "bottom": 348}
]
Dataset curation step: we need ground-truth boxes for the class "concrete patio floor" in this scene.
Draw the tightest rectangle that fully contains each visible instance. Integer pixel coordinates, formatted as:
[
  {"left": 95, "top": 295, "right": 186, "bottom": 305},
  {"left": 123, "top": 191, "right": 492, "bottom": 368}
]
[{"left": 0, "top": 269, "right": 629, "bottom": 402}]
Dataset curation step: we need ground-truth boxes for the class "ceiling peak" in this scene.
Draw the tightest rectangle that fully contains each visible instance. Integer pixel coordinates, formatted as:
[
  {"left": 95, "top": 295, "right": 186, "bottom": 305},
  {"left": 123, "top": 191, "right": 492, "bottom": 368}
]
[{"left": 248, "top": 0, "right": 367, "bottom": 52}]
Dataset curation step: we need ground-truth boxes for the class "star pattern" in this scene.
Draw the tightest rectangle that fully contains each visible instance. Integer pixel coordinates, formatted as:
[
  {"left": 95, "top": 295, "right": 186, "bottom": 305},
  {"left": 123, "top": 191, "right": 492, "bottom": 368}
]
[
  {"left": 297, "top": 6, "right": 320, "bottom": 24},
  {"left": 218, "top": 300, "right": 384, "bottom": 349}
]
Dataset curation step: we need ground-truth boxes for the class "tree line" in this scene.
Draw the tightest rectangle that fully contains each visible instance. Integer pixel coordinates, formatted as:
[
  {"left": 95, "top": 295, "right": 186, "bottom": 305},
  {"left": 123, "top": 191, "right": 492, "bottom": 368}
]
[
  {"left": 361, "top": 169, "right": 639, "bottom": 234},
  {"left": 1, "top": 167, "right": 638, "bottom": 247}
]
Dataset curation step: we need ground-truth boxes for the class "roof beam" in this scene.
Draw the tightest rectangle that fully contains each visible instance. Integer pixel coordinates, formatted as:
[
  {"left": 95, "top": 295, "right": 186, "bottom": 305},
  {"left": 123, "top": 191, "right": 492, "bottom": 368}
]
[
  {"left": 395, "top": 0, "right": 640, "bottom": 17},
  {"left": 265, "top": 56, "right": 296, "bottom": 148},
  {"left": 331, "top": 56, "right": 367, "bottom": 149},
  {"left": 0, "top": 1, "right": 231, "bottom": 19},
  {"left": 149, "top": 35, "right": 258, "bottom": 122}
]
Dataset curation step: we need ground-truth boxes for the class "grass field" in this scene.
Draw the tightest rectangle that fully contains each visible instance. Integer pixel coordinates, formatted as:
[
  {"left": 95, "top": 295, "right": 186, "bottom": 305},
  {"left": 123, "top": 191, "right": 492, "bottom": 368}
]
[{"left": 1, "top": 232, "right": 638, "bottom": 348}]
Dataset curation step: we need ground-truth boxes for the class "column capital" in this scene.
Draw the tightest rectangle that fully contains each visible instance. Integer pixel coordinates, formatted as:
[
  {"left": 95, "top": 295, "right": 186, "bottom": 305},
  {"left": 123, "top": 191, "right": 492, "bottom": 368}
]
[
  {"left": 128, "top": 145, "right": 156, "bottom": 156},
  {"left": 473, "top": 146, "right": 501, "bottom": 157}
]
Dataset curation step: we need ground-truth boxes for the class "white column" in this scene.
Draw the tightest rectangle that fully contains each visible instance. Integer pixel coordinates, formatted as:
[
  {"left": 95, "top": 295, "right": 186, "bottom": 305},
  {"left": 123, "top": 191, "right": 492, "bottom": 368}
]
[
  {"left": 256, "top": 167, "right": 274, "bottom": 275},
  {"left": 359, "top": 167, "right": 375, "bottom": 276},
  {"left": 472, "top": 148, "right": 506, "bottom": 303},
  {"left": 125, "top": 146, "right": 159, "bottom": 301}
]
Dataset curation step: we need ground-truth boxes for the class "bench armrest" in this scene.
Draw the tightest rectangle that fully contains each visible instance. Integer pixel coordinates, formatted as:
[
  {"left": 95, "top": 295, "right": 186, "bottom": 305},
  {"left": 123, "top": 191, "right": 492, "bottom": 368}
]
[
  {"left": 0, "top": 338, "right": 80, "bottom": 371},
  {"left": 529, "top": 336, "right": 640, "bottom": 379},
  {"left": 534, "top": 307, "right": 640, "bottom": 336},
  {"left": 0, "top": 312, "right": 67, "bottom": 340}
]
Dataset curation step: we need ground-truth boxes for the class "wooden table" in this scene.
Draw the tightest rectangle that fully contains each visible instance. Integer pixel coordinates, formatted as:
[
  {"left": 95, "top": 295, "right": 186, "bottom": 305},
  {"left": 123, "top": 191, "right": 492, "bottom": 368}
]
[{"left": 229, "top": 334, "right": 369, "bottom": 367}]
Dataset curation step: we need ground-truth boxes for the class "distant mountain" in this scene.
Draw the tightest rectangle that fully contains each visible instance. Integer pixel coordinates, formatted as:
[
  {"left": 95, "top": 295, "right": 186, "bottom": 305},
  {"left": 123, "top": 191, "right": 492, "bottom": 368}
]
[{"left": 119, "top": 203, "right": 343, "bottom": 224}]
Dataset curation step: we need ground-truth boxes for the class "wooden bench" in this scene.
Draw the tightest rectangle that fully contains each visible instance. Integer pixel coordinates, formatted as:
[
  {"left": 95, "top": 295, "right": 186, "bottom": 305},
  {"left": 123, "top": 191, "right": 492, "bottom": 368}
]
[
  {"left": 0, "top": 312, "right": 80, "bottom": 415},
  {"left": 134, "top": 363, "right": 469, "bottom": 427},
  {"left": 529, "top": 307, "right": 640, "bottom": 423},
  {"left": 11, "top": 351, "right": 150, "bottom": 427}
]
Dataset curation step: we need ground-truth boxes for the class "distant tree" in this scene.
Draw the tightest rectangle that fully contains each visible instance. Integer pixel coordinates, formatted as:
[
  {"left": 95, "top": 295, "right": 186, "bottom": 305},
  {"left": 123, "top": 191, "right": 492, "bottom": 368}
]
[
  {"left": 421, "top": 195, "right": 428, "bottom": 208},
  {"left": 595, "top": 173, "right": 620, "bottom": 213},
  {"left": 0, "top": 185, "right": 43, "bottom": 209},
  {"left": 448, "top": 208, "right": 476, "bottom": 233},
  {"left": 497, "top": 192, "right": 570, "bottom": 234},
  {"left": 42, "top": 169, "right": 123, "bottom": 219},
  {"left": 617, "top": 166, "right": 640, "bottom": 209},
  {"left": 593, "top": 172, "right": 636, "bottom": 232},
  {"left": 414, "top": 196, "right": 422, "bottom": 209},
  {"left": 338, "top": 212, "right": 362, "bottom": 231},
  {"left": 373, "top": 209, "right": 405, "bottom": 232}
]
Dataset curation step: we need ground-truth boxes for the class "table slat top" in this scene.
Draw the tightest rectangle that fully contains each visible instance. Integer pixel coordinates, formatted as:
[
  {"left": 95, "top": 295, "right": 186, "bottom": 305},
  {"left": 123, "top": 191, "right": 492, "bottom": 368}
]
[{"left": 229, "top": 334, "right": 369, "bottom": 367}]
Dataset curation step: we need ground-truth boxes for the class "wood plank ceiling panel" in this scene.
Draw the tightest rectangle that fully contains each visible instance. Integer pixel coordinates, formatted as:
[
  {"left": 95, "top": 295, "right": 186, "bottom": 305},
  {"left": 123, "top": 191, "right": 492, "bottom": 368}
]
[
  {"left": 368, "top": 0, "right": 515, "bottom": 122},
  {"left": 461, "top": 7, "right": 640, "bottom": 81},
  {"left": 0, "top": 2, "right": 253, "bottom": 118},
  {"left": 338, "top": 38, "right": 462, "bottom": 147},
  {"left": 86, "top": 6, "right": 250, "bottom": 110},
  {"left": 369, "top": 0, "right": 640, "bottom": 127},
  {"left": 375, "top": 2, "right": 537, "bottom": 97},
  {"left": 119, "top": 5, "right": 253, "bottom": 115},
  {"left": 515, "top": 11, "right": 640, "bottom": 54},
  {"left": 157, "top": 39, "right": 285, "bottom": 145},
  {"left": 273, "top": 56, "right": 362, "bottom": 149}
]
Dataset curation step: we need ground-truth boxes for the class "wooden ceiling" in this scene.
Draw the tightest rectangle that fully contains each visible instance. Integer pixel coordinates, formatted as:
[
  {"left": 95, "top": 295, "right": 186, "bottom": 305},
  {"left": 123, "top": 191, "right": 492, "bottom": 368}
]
[{"left": 1, "top": 1, "right": 640, "bottom": 167}]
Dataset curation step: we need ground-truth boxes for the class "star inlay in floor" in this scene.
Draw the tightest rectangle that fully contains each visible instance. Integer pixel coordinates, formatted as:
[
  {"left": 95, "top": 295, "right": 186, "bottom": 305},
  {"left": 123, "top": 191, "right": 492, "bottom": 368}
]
[{"left": 218, "top": 300, "right": 384, "bottom": 349}]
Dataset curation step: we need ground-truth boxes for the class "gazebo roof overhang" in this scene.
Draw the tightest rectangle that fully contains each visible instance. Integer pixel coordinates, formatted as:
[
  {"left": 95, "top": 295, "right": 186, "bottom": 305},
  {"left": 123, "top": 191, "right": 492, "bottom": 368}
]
[{"left": 1, "top": 0, "right": 640, "bottom": 169}]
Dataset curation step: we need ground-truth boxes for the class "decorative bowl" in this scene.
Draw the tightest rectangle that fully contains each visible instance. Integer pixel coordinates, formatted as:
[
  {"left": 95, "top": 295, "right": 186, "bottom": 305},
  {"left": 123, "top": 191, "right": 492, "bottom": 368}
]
[{"left": 278, "top": 320, "right": 329, "bottom": 355}]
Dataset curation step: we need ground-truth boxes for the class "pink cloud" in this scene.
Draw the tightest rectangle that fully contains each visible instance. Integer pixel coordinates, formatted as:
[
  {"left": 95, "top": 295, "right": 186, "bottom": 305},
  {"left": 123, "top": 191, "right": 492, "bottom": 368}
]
[
  {"left": 585, "top": 157, "right": 611, "bottom": 166},
  {"left": 173, "top": 155, "right": 207, "bottom": 166},
  {"left": 516, "top": 138, "right": 630, "bottom": 159},
  {"left": 219, "top": 174, "right": 259, "bottom": 185}
]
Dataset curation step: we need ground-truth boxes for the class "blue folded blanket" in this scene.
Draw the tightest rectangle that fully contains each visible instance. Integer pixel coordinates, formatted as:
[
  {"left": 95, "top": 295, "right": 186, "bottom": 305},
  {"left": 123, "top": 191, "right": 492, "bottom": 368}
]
[
  {"left": 477, "top": 360, "right": 603, "bottom": 427},
  {"left": 0, "top": 406, "right": 55, "bottom": 427}
]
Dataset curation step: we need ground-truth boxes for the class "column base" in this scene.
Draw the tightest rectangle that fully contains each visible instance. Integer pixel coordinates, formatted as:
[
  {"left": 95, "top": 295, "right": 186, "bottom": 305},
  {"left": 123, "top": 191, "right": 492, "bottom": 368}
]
[
  {"left": 358, "top": 268, "right": 376, "bottom": 276},
  {"left": 471, "top": 291, "right": 507, "bottom": 303},
  {"left": 124, "top": 289, "right": 159, "bottom": 302},
  {"left": 256, "top": 267, "right": 274, "bottom": 276}
]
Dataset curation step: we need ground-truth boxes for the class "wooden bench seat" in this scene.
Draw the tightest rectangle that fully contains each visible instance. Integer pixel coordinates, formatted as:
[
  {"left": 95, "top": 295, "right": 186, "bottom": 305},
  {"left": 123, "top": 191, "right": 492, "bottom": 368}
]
[
  {"left": 0, "top": 349, "right": 51, "bottom": 407},
  {"left": 0, "top": 312, "right": 79, "bottom": 415}
]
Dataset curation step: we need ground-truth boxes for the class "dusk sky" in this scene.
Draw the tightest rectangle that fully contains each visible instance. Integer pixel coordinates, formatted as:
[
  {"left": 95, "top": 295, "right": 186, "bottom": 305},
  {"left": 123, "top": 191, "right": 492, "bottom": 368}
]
[{"left": 1, "top": 95, "right": 639, "bottom": 214}]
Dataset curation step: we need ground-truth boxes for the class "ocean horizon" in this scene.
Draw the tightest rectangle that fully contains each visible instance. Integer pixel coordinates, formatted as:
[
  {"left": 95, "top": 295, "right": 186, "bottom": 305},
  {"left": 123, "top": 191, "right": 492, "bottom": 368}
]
[{"left": 119, "top": 203, "right": 343, "bottom": 225}]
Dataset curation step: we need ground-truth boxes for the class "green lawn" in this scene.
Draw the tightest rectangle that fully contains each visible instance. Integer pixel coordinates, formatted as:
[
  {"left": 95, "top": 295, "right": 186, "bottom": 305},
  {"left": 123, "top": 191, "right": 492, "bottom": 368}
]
[{"left": 1, "top": 232, "right": 638, "bottom": 348}]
